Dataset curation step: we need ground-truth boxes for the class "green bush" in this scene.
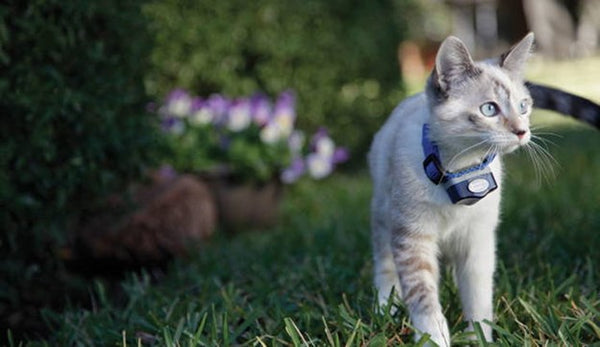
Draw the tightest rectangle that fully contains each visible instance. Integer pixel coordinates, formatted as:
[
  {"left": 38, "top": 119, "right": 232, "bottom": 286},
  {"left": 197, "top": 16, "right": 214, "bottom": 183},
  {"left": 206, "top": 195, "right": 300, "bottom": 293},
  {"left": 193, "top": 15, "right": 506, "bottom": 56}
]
[
  {"left": 0, "top": 0, "right": 161, "bottom": 320},
  {"left": 144, "top": 0, "right": 416, "bottom": 158}
]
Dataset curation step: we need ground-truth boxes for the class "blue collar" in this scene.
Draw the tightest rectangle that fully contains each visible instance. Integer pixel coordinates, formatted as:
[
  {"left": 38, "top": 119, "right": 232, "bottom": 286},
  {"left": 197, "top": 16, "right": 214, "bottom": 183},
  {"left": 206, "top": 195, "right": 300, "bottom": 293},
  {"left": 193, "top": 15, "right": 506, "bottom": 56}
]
[{"left": 422, "top": 124, "right": 496, "bottom": 185}]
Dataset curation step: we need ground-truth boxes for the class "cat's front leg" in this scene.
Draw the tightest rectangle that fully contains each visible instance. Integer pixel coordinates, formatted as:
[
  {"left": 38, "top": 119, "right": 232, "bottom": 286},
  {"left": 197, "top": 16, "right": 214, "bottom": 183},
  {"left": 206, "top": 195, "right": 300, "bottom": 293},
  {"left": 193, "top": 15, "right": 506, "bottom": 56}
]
[
  {"left": 393, "top": 231, "right": 450, "bottom": 347},
  {"left": 453, "top": 220, "right": 497, "bottom": 342}
]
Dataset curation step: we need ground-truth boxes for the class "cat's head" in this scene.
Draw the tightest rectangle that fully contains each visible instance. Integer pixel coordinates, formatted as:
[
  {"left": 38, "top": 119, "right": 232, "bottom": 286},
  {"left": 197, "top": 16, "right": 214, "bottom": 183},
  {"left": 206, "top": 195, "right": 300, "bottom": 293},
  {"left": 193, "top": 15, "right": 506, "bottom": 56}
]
[{"left": 426, "top": 33, "right": 535, "bottom": 156}]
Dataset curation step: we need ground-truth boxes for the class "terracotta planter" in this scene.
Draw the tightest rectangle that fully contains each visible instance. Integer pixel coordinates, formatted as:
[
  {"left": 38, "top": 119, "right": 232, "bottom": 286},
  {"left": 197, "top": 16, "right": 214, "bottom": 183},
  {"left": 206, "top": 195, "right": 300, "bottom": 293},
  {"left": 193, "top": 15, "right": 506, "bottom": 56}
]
[{"left": 202, "top": 174, "right": 283, "bottom": 232}]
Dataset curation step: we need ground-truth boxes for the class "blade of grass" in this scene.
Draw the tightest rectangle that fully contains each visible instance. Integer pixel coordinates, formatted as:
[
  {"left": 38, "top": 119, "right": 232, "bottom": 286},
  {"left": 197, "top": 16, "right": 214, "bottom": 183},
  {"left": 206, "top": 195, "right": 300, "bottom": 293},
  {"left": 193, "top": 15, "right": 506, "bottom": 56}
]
[
  {"left": 344, "top": 319, "right": 362, "bottom": 347},
  {"left": 284, "top": 317, "right": 310, "bottom": 346}
]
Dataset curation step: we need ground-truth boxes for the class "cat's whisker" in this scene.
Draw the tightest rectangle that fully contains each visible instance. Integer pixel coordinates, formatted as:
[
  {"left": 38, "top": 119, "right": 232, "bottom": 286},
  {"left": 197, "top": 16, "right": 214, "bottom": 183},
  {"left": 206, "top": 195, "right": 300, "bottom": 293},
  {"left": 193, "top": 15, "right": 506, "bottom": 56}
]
[
  {"left": 529, "top": 129, "right": 562, "bottom": 138},
  {"left": 530, "top": 133, "right": 559, "bottom": 148},
  {"left": 524, "top": 143, "right": 543, "bottom": 186},
  {"left": 523, "top": 138, "right": 558, "bottom": 185},
  {"left": 529, "top": 127, "right": 562, "bottom": 146},
  {"left": 532, "top": 141, "right": 558, "bottom": 170}
]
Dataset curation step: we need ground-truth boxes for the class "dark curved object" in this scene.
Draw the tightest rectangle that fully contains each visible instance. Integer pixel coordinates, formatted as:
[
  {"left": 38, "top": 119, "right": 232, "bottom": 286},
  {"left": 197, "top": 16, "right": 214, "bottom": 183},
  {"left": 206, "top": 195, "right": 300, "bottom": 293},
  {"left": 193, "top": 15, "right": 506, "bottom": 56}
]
[{"left": 526, "top": 81, "right": 600, "bottom": 130}]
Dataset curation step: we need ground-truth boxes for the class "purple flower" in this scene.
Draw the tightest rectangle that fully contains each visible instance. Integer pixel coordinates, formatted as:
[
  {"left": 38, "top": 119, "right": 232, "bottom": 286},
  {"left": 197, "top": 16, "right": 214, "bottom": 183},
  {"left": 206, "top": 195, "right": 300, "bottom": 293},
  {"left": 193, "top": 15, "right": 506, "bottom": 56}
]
[
  {"left": 165, "top": 89, "right": 192, "bottom": 118},
  {"left": 281, "top": 157, "right": 306, "bottom": 184},
  {"left": 250, "top": 93, "right": 272, "bottom": 126},
  {"left": 206, "top": 94, "right": 230, "bottom": 124},
  {"left": 190, "top": 97, "right": 204, "bottom": 111},
  {"left": 275, "top": 90, "right": 296, "bottom": 110},
  {"left": 332, "top": 147, "right": 350, "bottom": 164}
]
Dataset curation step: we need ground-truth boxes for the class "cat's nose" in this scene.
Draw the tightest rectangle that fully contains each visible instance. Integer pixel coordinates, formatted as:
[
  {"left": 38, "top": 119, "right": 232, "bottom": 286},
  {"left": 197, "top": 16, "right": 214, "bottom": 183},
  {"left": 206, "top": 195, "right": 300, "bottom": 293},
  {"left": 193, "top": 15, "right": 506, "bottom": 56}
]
[{"left": 512, "top": 129, "right": 528, "bottom": 139}]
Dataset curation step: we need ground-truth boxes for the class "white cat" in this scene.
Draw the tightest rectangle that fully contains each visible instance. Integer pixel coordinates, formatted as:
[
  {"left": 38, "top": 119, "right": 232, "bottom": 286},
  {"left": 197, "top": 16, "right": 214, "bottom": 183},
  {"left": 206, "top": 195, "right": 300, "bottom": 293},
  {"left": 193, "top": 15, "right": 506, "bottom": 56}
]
[{"left": 368, "top": 33, "right": 535, "bottom": 346}]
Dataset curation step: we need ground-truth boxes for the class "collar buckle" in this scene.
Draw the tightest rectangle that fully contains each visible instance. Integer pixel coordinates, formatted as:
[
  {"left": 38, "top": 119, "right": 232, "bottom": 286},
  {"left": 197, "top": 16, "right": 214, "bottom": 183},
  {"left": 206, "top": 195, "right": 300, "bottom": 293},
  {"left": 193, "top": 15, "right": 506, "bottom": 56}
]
[{"left": 423, "top": 153, "right": 445, "bottom": 185}]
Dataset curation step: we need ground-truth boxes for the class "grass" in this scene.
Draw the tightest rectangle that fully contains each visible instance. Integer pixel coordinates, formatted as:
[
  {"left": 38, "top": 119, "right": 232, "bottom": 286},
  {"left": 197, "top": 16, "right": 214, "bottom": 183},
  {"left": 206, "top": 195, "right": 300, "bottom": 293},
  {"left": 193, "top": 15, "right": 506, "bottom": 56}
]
[{"left": 11, "top": 119, "right": 600, "bottom": 346}]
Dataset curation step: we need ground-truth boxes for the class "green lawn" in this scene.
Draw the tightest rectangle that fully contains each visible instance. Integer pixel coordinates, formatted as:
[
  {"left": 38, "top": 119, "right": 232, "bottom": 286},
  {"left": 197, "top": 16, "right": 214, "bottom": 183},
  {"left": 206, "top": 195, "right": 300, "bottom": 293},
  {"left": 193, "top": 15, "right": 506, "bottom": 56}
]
[{"left": 14, "top": 118, "right": 600, "bottom": 346}]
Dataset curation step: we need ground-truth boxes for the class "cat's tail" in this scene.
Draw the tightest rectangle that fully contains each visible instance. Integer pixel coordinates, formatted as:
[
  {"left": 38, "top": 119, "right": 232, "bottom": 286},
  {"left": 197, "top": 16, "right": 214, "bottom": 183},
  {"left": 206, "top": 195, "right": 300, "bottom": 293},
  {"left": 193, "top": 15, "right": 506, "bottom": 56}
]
[{"left": 526, "top": 81, "right": 600, "bottom": 130}]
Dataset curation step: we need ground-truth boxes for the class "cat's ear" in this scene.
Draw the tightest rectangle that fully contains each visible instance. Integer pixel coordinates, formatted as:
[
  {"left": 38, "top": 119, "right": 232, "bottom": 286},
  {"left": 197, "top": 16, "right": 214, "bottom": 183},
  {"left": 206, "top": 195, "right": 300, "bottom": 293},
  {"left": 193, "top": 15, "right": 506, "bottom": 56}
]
[
  {"left": 500, "top": 32, "right": 534, "bottom": 79},
  {"left": 434, "top": 36, "right": 478, "bottom": 91}
]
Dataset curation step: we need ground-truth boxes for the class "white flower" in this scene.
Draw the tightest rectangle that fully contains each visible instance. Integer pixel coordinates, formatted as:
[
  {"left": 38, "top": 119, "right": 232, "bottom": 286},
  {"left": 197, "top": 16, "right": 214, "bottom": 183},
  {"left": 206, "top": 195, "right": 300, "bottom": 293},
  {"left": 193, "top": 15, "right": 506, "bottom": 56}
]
[
  {"left": 260, "top": 123, "right": 282, "bottom": 144},
  {"left": 227, "top": 107, "right": 251, "bottom": 132},
  {"left": 168, "top": 97, "right": 192, "bottom": 118},
  {"left": 274, "top": 112, "right": 294, "bottom": 138},
  {"left": 227, "top": 100, "right": 252, "bottom": 132},
  {"left": 306, "top": 153, "right": 333, "bottom": 179},
  {"left": 190, "top": 108, "right": 213, "bottom": 126},
  {"left": 315, "top": 136, "right": 335, "bottom": 157}
]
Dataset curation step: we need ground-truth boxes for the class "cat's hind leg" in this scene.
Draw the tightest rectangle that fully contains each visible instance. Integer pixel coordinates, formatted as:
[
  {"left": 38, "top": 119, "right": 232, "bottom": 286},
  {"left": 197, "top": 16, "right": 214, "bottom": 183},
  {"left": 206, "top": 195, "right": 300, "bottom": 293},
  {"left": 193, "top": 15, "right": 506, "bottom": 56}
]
[{"left": 372, "top": 216, "right": 402, "bottom": 310}]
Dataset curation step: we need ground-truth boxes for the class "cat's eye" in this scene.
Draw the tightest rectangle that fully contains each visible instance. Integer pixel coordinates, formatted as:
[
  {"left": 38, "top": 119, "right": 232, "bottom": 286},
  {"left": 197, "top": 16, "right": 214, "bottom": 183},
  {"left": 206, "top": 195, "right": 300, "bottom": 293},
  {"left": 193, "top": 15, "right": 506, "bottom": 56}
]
[
  {"left": 519, "top": 99, "right": 530, "bottom": 114},
  {"left": 480, "top": 102, "right": 499, "bottom": 117}
]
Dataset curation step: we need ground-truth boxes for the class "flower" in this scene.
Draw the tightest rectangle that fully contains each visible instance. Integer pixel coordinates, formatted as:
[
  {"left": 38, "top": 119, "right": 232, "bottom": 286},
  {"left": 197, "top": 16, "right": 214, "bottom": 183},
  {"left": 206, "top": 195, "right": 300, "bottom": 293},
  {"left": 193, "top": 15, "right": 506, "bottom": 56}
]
[
  {"left": 190, "top": 98, "right": 213, "bottom": 126},
  {"left": 315, "top": 135, "right": 335, "bottom": 157},
  {"left": 206, "top": 94, "right": 230, "bottom": 124},
  {"left": 272, "top": 90, "right": 296, "bottom": 138},
  {"left": 227, "top": 98, "right": 252, "bottom": 132},
  {"left": 306, "top": 153, "right": 333, "bottom": 179},
  {"left": 166, "top": 89, "right": 192, "bottom": 118},
  {"left": 251, "top": 93, "right": 272, "bottom": 126},
  {"left": 304, "top": 128, "right": 349, "bottom": 180},
  {"left": 332, "top": 147, "right": 350, "bottom": 164},
  {"left": 280, "top": 157, "right": 305, "bottom": 184},
  {"left": 260, "top": 122, "right": 282, "bottom": 144}
]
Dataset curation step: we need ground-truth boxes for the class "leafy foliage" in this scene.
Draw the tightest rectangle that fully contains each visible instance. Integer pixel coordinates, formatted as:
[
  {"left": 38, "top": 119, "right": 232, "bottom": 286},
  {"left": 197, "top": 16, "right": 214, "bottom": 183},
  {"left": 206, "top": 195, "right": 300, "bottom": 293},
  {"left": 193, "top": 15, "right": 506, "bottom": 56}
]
[
  {"left": 0, "top": 0, "right": 160, "bottom": 243},
  {"left": 0, "top": 0, "right": 161, "bottom": 334},
  {"left": 143, "top": 0, "right": 416, "bottom": 158}
]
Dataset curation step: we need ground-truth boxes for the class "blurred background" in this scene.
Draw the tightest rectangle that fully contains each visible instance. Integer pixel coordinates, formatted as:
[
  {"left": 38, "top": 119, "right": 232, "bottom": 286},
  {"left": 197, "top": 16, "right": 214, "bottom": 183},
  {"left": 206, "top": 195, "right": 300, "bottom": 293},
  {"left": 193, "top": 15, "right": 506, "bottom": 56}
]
[{"left": 1, "top": 0, "right": 599, "bottom": 343}]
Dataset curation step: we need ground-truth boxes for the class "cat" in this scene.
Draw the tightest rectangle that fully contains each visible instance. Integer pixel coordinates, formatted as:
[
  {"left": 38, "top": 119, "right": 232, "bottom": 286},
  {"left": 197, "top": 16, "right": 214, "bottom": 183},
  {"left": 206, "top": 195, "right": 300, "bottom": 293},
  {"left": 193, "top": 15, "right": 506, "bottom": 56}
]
[{"left": 368, "top": 33, "right": 537, "bottom": 346}]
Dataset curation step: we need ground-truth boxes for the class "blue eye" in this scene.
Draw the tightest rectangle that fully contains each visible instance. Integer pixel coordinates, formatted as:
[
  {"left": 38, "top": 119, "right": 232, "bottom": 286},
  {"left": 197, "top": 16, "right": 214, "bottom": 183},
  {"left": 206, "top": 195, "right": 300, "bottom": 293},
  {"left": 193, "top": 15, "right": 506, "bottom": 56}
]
[
  {"left": 480, "top": 102, "right": 499, "bottom": 117},
  {"left": 519, "top": 99, "right": 529, "bottom": 114}
]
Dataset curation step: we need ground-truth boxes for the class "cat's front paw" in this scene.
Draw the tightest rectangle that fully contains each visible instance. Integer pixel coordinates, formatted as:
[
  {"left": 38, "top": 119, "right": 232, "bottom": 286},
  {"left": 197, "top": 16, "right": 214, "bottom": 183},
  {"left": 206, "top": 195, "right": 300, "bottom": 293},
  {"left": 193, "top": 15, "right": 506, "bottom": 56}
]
[{"left": 411, "top": 311, "right": 451, "bottom": 347}]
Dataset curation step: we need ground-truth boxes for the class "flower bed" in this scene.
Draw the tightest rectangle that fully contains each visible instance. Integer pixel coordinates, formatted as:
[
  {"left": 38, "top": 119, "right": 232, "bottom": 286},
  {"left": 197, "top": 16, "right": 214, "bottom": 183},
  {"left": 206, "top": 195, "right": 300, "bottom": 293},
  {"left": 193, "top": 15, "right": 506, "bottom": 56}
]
[{"left": 156, "top": 89, "right": 349, "bottom": 185}]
